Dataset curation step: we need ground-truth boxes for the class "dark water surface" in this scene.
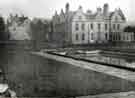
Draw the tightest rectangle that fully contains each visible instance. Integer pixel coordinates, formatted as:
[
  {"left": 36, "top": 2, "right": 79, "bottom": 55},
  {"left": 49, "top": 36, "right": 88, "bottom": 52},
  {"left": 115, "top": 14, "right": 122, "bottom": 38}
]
[{"left": 0, "top": 46, "right": 135, "bottom": 97}]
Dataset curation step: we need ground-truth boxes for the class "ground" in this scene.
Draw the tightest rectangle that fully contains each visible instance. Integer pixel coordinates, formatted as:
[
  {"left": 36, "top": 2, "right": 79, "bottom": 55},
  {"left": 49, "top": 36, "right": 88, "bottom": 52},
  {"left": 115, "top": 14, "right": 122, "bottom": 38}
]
[{"left": 77, "top": 91, "right": 135, "bottom": 98}]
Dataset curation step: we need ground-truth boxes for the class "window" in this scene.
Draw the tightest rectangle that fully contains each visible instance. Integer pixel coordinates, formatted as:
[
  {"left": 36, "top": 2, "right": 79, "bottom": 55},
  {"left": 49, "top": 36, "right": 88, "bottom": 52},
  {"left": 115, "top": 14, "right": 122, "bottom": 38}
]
[
  {"left": 123, "top": 35, "right": 125, "bottom": 40},
  {"left": 81, "top": 24, "right": 85, "bottom": 30},
  {"left": 98, "top": 23, "right": 101, "bottom": 31},
  {"left": 91, "top": 23, "right": 93, "bottom": 30},
  {"left": 105, "top": 33, "right": 107, "bottom": 40},
  {"left": 76, "top": 34, "right": 79, "bottom": 40},
  {"left": 113, "top": 24, "right": 116, "bottom": 30},
  {"left": 117, "top": 24, "right": 120, "bottom": 30},
  {"left": 82, "top": 33, "right": 85, "bottom": 40},
  {"left": 91, "top": 33, "right": 94, "bottom": 40},
  {"left": 76, "top": 23, "right": 79, "bottom": 31},
  {"left": 105, "top": 24, "right": 108, "bottom": 31}
]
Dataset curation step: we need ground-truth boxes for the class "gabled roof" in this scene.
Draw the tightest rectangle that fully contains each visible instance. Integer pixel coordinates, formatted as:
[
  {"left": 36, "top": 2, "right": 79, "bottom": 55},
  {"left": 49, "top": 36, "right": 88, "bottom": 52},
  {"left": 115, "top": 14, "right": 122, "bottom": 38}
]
[
  {"left": 66, "top": 11, "right": 76, "bottom": 21},
  {"left": 53, "top": 4, "right": 126, "bottom": 23},
  {"left": 109, "top": 10, "right": 126, "bottom": 21},
  {"left": 66, "top": 9, "right": 126, "bottom": 22},
  {"left": 118, "top": 9, "right": 126, "bottom": 21},
  {"left": 109, "top": 12, "right": 115, "bottom": 18}
]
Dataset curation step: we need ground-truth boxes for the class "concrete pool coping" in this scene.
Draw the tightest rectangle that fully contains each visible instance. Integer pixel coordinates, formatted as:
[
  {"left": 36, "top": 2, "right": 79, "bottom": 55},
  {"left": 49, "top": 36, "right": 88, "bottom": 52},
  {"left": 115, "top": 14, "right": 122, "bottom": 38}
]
[{"left": 32, "top": 51, "right": 135, "bottom": 82}]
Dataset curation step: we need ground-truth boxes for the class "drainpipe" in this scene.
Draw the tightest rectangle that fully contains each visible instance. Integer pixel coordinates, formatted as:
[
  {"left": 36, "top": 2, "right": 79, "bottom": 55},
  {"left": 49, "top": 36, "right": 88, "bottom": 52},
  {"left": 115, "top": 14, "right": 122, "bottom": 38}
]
[{"left": 88, "top": 24, "right": 90, "bottom": 44}]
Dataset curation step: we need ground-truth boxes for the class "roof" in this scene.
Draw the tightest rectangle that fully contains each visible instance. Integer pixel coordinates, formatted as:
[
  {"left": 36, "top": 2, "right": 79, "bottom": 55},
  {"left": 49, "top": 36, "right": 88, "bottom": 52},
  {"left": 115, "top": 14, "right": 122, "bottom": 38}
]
[
  {"left": 118, "top": 9, "right": 126, "bottom": 20},
  {"left": 86, "top": 14, "right": 97, "bottom": 19},
  {"left": 53, "top": 5, "right": 126, "bottom": 23},
  {"left": 109, "top": 10, "right": 126, "bottom": 21},
  {"left": 70, "top": 8, "right": 126, "bottom": 21}
]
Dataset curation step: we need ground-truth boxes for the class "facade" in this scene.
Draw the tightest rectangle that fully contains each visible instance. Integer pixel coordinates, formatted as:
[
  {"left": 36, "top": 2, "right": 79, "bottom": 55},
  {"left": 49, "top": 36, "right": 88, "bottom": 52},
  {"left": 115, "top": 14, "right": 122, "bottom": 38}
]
[
  {"left": 7, "top": 14, "right": 31, "bottom": 40},
  {"left": 119, "top": 32, "right": 134, "bottom": 42},
  {"left": 30, "top": 18, "right": 51, "bottom": 42},
  {"left": 52, "top": 3, "right": 126, "bottom": 44}
]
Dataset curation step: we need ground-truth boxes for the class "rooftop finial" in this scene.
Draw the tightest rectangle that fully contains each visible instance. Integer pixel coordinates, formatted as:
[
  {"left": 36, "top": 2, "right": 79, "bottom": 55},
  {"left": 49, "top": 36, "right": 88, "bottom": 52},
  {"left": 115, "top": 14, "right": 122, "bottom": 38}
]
[
  {"left": 65, "top": 2, "right": 70, "bottom": 13},
  {"left": 61, "top": 9, "right": 64, "bottom": 14},
  {"left": 103, "top": 3, "right": 109, "bottom": 16},
  {"left": 79, "top": 5, "right": 82, "bottom": 9}
]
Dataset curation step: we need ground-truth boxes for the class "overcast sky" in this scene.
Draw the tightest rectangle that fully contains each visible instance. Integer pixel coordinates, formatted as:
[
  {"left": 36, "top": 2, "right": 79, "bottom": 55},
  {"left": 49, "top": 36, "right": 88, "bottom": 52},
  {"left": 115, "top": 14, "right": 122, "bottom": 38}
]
[{"left": 0, "top": 0, "right": 134, "bottom": 21}]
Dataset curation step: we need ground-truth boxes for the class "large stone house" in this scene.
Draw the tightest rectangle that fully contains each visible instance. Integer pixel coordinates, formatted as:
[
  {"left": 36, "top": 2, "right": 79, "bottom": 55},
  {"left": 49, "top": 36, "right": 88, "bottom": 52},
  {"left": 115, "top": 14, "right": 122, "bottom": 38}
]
[
  {"left": 52, "top": 3, "right": 126, "bottom": 44},
  {"left": 7, "top": 14, "right": 31, "bottom": 40}
]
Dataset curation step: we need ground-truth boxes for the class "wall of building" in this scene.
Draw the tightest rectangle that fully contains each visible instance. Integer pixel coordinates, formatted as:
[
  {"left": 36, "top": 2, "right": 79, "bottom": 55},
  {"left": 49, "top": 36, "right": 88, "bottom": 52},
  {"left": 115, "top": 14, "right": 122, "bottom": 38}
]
[
  {"left": 71, "top": 20, "right": 110, "bottom": 44},
  {"left": 8, "top": 18, "right": 31, "bottom": 40},
  {"left": 52, "top": 3, "right": 127, "bottom": 45}
]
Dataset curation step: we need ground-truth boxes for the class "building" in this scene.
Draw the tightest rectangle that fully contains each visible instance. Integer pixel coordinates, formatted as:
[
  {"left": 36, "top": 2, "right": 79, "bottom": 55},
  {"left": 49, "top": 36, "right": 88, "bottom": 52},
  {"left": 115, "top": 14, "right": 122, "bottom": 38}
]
[
  {"left": 7, "top": 14, "right": 31, "bottom": 40},
  {"left": 120, "top": 32, "right": 134, "bottom": 42},
  {"left": 30, "top": 18, "right": 51, "bottom": 42},
  {"left": 52, "top": 3, "right": 126, "bottom": 45}
]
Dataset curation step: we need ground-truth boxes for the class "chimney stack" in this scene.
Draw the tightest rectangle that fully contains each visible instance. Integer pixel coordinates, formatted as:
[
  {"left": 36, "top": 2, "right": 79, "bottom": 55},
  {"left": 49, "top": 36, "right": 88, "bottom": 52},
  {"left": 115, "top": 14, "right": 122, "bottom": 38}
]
[
  {"left": 103, "top": 3, "right": 109, "bottom": 16},
  {"left": 65, "top": 3, "right": 70, "bottom": 13},
  {"left": 97, "top": 7, "right": 102, "bottom": 13}
]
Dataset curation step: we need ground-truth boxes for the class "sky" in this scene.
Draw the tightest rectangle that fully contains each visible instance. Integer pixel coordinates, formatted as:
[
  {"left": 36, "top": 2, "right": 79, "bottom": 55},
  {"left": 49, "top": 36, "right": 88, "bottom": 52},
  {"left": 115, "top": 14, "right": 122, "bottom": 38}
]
[{"left": 0, "top": 0, "right": 134, "bottom": 22}]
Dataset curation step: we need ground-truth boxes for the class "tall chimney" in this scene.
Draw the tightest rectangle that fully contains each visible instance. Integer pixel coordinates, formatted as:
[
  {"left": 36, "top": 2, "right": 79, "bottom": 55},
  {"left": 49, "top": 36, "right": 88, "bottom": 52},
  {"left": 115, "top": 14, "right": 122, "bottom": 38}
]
[
  {"left": 103, "top": 3, "right": 109, "bottom": 16},
  {"left": 65, "top": 3, "right": 70, "bottom": 13},
  {"left": 61, "top": 9, "right": 64, "bottom": 14}
]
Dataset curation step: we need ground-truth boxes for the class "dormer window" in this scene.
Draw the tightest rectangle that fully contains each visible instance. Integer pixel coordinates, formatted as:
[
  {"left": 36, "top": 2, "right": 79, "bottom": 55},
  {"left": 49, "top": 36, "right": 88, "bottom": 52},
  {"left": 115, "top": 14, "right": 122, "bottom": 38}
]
[
  {"left": 113, "top": 24, "right": 116, "bottom": 30},
  {"left": 117, "top": 24, "right": 120, "bottom": 30},
  {"left": 91, "top": 23, "right": 93, "bottom": 30},
  {"left": 105, "top": 24, "right": 108, "bottom": 30},
  {"left": 82, "top": 33, "right": 85, "bottom": 40},
  {"left": 76, "top": 34, "right": 79, "bottom": 40},
  {"left": 98, "top": 23, "right": 101, "bottom": 31},
  {"left": 75, "top": 23, "right": 79, "bottom": 31}
]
